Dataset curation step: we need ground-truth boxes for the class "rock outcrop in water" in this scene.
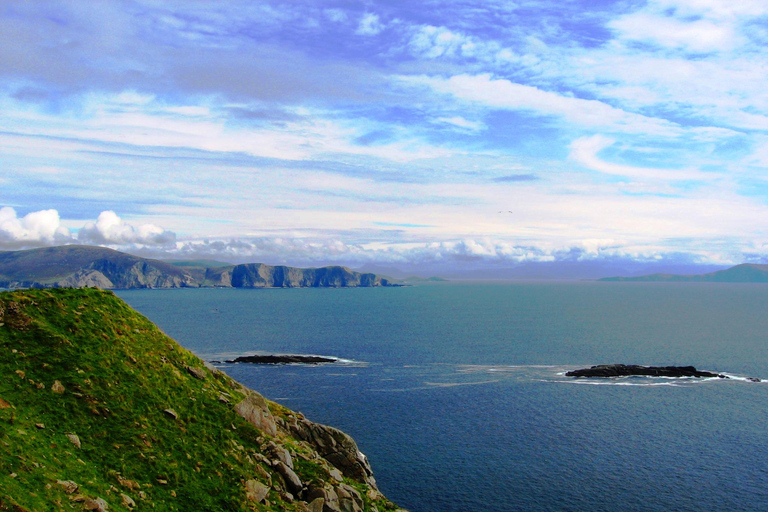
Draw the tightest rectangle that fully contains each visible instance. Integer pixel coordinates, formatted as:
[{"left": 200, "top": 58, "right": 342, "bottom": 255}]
[
  {"left": 0, "top": 245, "right": 395, "bottom": 289},
  {"left": 566, "top": 364, "right": 726, "bottom": 378},
  {"left": 226, "top": 354, "right": 338, "bottom": 364}
]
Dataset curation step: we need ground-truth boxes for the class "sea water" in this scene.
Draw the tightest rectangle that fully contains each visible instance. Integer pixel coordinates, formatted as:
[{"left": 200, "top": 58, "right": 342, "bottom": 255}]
[{"left": 118, "top": 282, "right": 768, "bottom": 511}]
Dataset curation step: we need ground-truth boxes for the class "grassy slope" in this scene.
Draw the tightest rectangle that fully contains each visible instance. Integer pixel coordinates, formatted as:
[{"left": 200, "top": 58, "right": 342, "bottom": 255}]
[{"left": 0, "top": 288, "right": 399, "bottom": 511}]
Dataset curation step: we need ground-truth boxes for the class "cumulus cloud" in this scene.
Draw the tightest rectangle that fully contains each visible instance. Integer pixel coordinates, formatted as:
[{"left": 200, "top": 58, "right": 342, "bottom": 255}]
[
  {"left": 0, "top": 207, "right": 71, "bottom": 249},
  {"left": 356, "top": 13, "right": 384, "bottom": 36},
  {"left": 77, "top": 211, "right": 176, "bottom": 246},
  {"left": 609, "top": 13, "right": 735, "bottom": 52}
]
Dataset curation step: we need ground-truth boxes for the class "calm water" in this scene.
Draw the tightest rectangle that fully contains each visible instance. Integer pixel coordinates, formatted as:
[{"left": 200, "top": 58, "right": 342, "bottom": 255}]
[{"left": 118, "top": 282, "right": 768, "bottom": 511}]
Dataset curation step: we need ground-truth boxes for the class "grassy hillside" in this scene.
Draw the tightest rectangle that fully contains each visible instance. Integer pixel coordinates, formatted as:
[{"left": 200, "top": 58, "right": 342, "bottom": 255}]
[{"left": 0, "top": 288, "right": 402, "bottom": 512}]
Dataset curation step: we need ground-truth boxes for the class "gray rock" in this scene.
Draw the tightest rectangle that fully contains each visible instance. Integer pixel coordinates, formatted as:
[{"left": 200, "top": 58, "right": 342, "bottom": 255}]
[
  {"left": 186, "top": 366, "right": 207, "bottom": 380},
  {"left": 83, "top": 497, "right": 109, "bottom": 511},
  {"left": 56, "top": 480, "right": 79, "bottom": 494},
  {"left": 286, "top": 418, "right": 377, "bottom": 489},
  {"left": 307, "top": 486, "right": 341, "bottom": 512},
  {"left": 274, "top": 461, "right": 303, "bottom": 495},
  {"left": 267, "top": 441, "right": 294, "bottom": 469},
  {"left": 163, "top": 408, "right": 179, "bottom": 420},
  {"left": 234, "top": 390, "right": 277, "bottom": 437},
  {"left": 245, "top": 479, "right": 270, "bottom": 503},
  {"left": 120, "top": 494, "right": 136, "bottom": 508},
  {"left": 308, "top": 498, "right": 325, "bottom": 512},
  {"left": 66, "top": 433, "right": 81, "bottom": 449}
]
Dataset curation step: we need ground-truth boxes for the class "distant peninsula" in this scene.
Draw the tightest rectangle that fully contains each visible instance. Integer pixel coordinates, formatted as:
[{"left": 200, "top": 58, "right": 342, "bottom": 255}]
[
  {"left": 600, "top": 263, "right": 768, "bottom": 283},
  {"left": 0, "top": 245, "right": 396, "bottom": 290}
]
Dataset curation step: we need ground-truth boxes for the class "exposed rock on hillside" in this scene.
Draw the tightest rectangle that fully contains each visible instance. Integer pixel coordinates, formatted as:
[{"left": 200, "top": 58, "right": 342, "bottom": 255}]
[{"left": 0, "top": 288, "right": 404, "bottom": 511}]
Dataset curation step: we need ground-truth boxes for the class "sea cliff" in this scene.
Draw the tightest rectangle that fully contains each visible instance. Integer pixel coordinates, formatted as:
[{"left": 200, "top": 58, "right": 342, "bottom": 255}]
[
  {"left": 0, "top": 288, "right": 404, "bottom": 511},
  {"left": 0, "top": 246, "right": 394, "bottom": 290}
]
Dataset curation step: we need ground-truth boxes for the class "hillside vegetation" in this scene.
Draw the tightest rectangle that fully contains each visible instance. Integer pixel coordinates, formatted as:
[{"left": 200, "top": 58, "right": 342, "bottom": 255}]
[{"left": 0, "top": 288, "right": 403, "bottom": 512}]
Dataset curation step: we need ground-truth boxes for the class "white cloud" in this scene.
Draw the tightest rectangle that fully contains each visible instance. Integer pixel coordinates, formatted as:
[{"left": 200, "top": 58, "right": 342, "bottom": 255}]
[
  {"left": 434, "top": 116, "right": 486, "bottom": 132},
  {"left": 568, "top": 135, "right": 711, "bottom": 181},
  {"left": 609, "top": 13, "right": 735, "bottom": 52},
  {"left": 409, "top": 25, "right": 477, "bottom": 58},
  {"left": 0, "top": 207, "right": 71, "bottom": 249},
  {"left": 403, "top": 73, "right": 681, "bottom": 136},
  {"left": 356, "top": 13, "right": 384, "bottom": 36},
  {"left": 77, "top": 211, "right": 176, "bottom": 246}
]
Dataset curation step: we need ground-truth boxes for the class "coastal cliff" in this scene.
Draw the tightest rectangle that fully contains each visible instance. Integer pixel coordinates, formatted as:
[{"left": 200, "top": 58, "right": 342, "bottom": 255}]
[
  {"left": 0, "top": 246, "right": 394, "bottom": 290},
  {"left": 0, "top": 288, "right": 403, "bottom": 511}
]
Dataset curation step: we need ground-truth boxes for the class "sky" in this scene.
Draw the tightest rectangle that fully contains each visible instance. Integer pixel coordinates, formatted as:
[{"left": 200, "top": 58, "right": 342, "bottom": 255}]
[{"left": 3, "top": 0, "right": 768, "bottom": 276}]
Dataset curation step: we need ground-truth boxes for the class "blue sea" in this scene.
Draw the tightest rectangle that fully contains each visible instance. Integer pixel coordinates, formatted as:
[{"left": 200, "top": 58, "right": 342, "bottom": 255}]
[{"left": 117, "top": 282, "right": 768, "bottom": 511}]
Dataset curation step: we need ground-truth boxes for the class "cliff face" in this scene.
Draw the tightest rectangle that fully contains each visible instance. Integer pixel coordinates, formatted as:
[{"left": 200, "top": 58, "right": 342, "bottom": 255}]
[
  {"left": 226, "top": 264, "right": 391, "bottom": 288},
  {"left": 0, "top": 288, "right": 404, "bottom": 511},
  {"left": 0, "top": 246, "right": 394, "bottom": 290}
]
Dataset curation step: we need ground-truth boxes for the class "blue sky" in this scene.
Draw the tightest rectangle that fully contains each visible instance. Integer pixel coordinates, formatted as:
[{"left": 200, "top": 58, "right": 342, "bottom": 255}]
[{"left": 3, "top": 0, "right": 768, "bottom": 273}]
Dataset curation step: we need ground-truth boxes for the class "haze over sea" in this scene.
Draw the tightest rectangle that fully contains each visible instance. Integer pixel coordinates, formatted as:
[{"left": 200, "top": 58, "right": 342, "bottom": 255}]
[{"left": 118, "top": 282, "right": 768, "bottom": 511}]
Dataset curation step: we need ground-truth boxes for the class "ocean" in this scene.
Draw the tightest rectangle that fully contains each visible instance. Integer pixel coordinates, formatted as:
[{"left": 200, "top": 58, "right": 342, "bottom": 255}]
[{"left": 117, "top": 282, "right": 768, "bottom": 511}]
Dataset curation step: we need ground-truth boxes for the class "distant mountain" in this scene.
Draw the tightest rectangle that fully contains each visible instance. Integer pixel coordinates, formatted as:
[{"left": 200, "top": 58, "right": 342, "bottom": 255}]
[
  {"left": 164, "top": 259, "right": 233, "bottom": 268},
  {"left": 0, "top": 245, "right": 195, "bottom": 289},
  {"left": 600, "top": 263, "right": 768, "bottom": 283},
  {"left": 0, "top": 246, "right": 395, "bottom": 289}
]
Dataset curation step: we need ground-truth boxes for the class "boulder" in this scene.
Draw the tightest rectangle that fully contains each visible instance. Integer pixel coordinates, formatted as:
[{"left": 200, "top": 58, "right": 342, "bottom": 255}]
[
  {"left": 120, "top": 494, "right": 136, "bottom": 508},
  {"left": 56, "top": 480, "right": 79, "bottom": 494},
  {"left": 186, "top": 366, "right": 207, "bottom": 380},
  {"left": 234, "top": 390, "right": 277, "bottom": 437},
  {"left": 274, "top": 461, "right": 303, "bottom": 495},
  {"left": 245, "top": 479, "right": 270, "bottom": 503},
  {"left": 66, "top": 433, "right": 82, "bottom": 449},
  {"left": 83, "top": 497, "right": 108, "bottom": 511}
]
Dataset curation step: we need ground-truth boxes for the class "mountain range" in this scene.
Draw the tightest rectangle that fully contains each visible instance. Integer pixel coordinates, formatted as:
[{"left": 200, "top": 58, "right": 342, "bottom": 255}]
[
  {"left": 600, "top": 263, "right": 768, "bottom": 283},
  {"left": 0, "top": 246, "right": 394, "bottom": 289}
]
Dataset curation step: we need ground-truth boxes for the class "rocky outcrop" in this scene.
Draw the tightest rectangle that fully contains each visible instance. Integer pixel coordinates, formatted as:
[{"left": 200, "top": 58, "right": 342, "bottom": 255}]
[
  {"left": 234, "top": 390, "right": 278, "bottom": 437},
  {"left": 227, "top": 263, "right": 392, "bottom": 288},
  {"left": 226, "top": 354, "right": 337, "bottom": 364},
  {"left": 281, "top": 416, "right": 378, "bottom": 490},
  {"left": 566, "top": 364, "right": 725, "bottom": 378}
]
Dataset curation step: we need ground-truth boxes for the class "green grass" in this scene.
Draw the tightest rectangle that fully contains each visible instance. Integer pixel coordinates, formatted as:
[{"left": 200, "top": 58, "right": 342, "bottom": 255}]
[{"left": 0, "top": 288, "right": 401, "bottom": 511}]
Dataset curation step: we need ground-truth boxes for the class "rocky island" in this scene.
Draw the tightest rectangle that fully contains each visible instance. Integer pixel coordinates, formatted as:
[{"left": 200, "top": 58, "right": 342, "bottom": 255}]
[
  {"left": 566, "top": 364, "right": 726, "bottom": 378},
  {"left": 0, "top": 288, "right": 404, "bottom": 511},
  {"left": 225, "top": 355, "right": 338, "bottom": 365}
]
